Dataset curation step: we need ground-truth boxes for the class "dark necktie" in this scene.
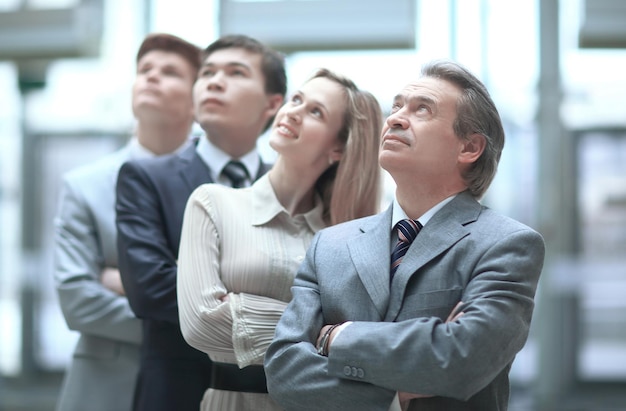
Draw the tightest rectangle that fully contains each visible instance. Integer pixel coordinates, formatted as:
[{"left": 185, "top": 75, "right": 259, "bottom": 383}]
[
  {"left": 390, "top": 219, "right": 422, "bottom": 282},
  {"left": 221, "top": 160, "right": 249, "bottom": 188}
]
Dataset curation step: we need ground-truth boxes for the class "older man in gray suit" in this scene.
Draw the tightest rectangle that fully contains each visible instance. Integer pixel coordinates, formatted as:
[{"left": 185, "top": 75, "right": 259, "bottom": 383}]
[
  {"left": 265, "top": 60, "right": 545, "bottom": 411},
  {"left": 53, "top": 33, "right": 200, "bottom": 411}
]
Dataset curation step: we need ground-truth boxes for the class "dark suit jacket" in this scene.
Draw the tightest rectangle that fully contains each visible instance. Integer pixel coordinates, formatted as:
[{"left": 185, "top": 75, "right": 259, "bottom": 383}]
[
  {"left": 265, "top": 192, "right": 545, "bottom": 411},
  {"left": 116, "top": 141, "right": 269, "bottom": 411}
]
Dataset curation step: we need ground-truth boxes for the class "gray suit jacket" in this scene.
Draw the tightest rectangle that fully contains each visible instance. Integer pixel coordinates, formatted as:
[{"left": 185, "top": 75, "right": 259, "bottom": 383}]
[
  {"left": 265, "top": 191, "right": 545, "bottom": 411},
  {"left": 54, "top": 142, "right": 141, "bottom": 411}
]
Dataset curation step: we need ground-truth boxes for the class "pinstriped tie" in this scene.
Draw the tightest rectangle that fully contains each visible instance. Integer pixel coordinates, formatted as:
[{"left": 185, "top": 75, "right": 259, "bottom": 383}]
[
  {"left": 390, "top": 219, "right": 422, "bottom": 282},
  {"left": 222, "top": 160, "right": 249, "bottom": 188}
]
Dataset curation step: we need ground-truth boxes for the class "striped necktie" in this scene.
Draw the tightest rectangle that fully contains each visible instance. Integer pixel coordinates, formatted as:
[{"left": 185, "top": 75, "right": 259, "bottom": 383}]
[
  {"left": 221, "top": 160, "right": 249, "bottom": 188},
  {"left": 390, "top": 219, "right": 422, "bottom": 282}
]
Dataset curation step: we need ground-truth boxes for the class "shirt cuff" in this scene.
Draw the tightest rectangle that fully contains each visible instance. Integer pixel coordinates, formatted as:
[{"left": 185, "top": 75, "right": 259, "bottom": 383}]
[{"left": 329, "top": 321, "right": 352, "bottom": 349}]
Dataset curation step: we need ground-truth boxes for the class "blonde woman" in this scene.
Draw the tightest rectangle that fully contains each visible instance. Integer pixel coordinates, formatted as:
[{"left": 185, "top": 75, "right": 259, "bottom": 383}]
[{"left": 177, "top": 68, "right": 382, "bottom": 411}]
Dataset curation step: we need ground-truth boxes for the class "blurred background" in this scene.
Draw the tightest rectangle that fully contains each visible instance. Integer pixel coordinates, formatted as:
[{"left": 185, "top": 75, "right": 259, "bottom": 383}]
[{"left": 1, "top": 0, "right": 625, "bottom": 410}]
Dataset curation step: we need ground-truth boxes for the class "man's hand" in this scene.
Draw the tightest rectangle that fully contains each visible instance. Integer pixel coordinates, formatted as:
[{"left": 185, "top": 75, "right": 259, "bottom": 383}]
[
  {"left": 101, "top": 267, "right": 125, "bottom": 296},
  {"left": 446, "top": 301, "right": 465, "bottom": 323},
  {"left": 398, "top": 391, "right": 433, "bottom": 407},
  {"left": 397, "top": 301, "right": 465, "bottom": 410}
]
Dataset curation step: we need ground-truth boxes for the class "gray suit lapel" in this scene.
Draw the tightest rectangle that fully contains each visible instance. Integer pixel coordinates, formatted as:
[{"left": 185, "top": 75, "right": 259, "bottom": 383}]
[
  {"left": 386, "top": 192, "right": 482, "bottom": 321},
  {"left": 348, "top": 208, "right": 393, "bottom": 319}
]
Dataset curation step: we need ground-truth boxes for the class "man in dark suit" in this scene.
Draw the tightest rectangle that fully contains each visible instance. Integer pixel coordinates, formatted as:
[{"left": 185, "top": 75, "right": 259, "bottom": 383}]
[
  {"left": 116, "top": 34, "right": 286, "bottom": 411},
  {"left": 265, "top": 60, "right": 545, "bottom": 411}
]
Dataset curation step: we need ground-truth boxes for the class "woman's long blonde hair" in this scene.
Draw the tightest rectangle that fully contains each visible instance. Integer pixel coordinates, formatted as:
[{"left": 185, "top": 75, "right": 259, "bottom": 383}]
[{"left": 311, "top": 68, "right": 383, "bottom": 225}]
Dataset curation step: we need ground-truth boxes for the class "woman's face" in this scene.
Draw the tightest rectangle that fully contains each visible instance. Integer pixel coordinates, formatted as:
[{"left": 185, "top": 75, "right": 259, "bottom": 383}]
[{"left": 269, "top": 76, "right": 347, "bottom": 167}]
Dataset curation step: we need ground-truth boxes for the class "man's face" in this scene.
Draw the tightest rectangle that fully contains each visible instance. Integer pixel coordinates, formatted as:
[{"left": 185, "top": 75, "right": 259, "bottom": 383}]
[
  {"left": 193, "top": 47, "right": 281, "bottom": 152},
  {"left": 132, "top": 50, "right": 196, "bottom": 124},
  {"left": 379, "top": 76, "right": 465, "bottom": 187}
]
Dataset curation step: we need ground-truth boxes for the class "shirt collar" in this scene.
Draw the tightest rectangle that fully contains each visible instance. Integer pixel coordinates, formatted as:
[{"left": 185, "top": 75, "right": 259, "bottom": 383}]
[
  {"left": 251, "top": 174, "right": 326, "bottom": 232},
  {"left": 196, "top": 136, "right": 260, "bottom": 185},
  {"left": 391, "top": 194, "right": 457, "bottom": 230}
]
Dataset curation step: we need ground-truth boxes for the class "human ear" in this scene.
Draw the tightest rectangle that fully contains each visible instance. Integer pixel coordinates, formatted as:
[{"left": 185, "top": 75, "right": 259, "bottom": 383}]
[
  {"left": 328, "top": 143, "right": 344, "bottom": 164},
  {"left": 459, "top": 133, "right": 485, "bottom": 164},
  {"left": 265, "top": 94, "right": 284, "bottom": 117}
]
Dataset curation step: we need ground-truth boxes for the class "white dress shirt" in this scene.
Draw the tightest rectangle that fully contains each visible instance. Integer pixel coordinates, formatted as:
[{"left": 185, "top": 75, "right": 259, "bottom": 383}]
[{"left": 195, "top": 136, "right": 260, "bottom": 187}]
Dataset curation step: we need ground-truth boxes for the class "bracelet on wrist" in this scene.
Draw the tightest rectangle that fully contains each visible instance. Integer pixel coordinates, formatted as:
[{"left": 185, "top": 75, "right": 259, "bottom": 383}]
[{"left": 317, "top": 323, "right": 342, "bottom": 356}]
